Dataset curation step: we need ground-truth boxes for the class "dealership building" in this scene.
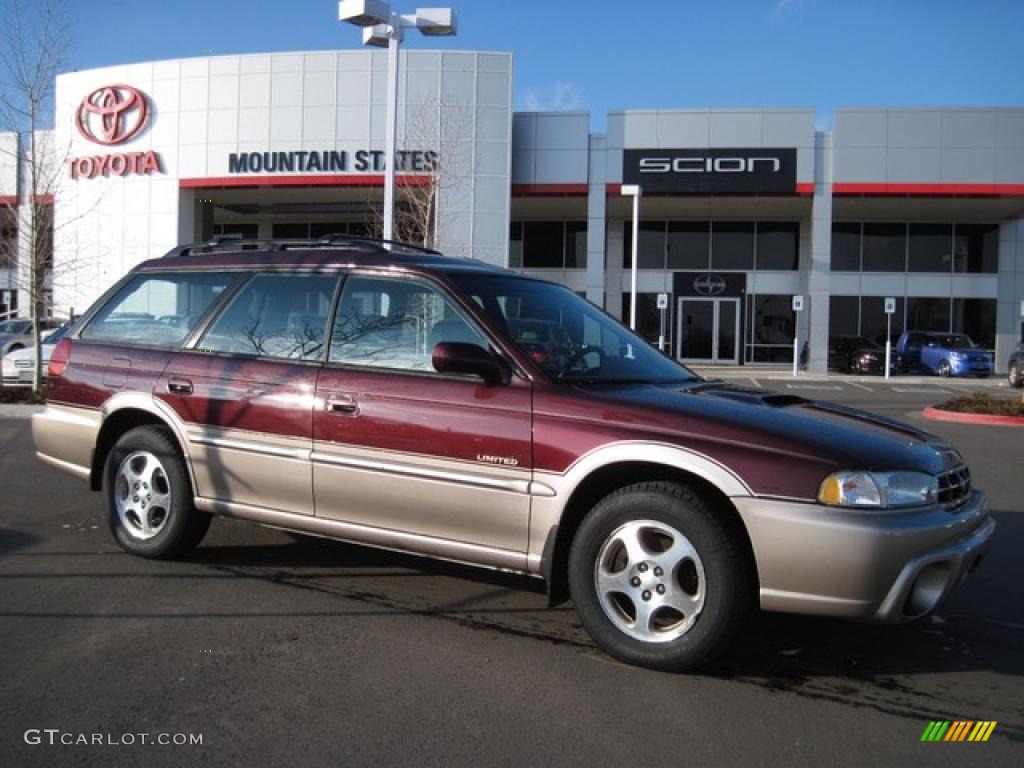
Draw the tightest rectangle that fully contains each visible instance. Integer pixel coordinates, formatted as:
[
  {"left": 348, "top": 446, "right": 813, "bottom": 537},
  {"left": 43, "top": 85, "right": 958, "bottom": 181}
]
[{"left": 1, "top": 49, "right": 1023, "bottom": 373}]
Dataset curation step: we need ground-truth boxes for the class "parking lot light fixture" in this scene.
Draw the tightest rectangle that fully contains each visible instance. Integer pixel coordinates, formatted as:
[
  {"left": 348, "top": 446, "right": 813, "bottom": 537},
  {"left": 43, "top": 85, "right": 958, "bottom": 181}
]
[{"left": 338, "top": 1, "right": 458, "bottom": 245}]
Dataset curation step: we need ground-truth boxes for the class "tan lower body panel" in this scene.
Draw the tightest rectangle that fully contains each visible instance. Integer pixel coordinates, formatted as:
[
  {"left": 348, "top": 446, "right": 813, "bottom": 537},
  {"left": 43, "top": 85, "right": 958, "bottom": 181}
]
[{"left": 32, "top": 404, "right": 101, "bottom": 479}]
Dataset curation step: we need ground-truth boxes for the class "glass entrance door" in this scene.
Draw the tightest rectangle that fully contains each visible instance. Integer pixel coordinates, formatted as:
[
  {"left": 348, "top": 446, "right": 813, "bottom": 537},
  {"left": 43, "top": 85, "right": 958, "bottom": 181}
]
[{"left": 677, "top": 298, "right": 740, "bottom": 364}]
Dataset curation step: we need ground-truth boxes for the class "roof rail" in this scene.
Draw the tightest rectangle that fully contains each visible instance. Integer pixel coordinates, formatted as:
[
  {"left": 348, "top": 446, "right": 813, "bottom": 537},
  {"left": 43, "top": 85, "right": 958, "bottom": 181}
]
[
  {"left": 315, "top": 233, "right": 441, "bottom": 255},
  {"left": 162, "top": 234, "right": 441, "bottom": 258}
]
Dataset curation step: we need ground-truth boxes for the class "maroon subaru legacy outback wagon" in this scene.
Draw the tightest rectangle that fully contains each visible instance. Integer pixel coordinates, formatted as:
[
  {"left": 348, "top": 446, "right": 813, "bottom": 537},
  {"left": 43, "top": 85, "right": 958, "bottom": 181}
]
[{"left": 33, "top": 237, "right": 994, "bottom": 671}]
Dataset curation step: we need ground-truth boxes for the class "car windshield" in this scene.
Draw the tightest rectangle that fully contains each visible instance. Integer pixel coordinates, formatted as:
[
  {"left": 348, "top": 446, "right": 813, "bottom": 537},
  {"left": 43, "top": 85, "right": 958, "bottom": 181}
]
[
  {"left": 0, "top": 320, "right": 31, "bottom": 334},
  {"left": 933, "top": 334, "right": 976, "bottom": 349},
  {"left": 449, "top": 273, "right": 699, "bottom": 385}
]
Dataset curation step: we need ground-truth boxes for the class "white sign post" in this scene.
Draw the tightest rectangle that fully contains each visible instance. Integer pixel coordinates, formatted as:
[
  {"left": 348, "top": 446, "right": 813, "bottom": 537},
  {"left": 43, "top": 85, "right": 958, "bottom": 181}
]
[
  {"left": 884, "top": 297, "right": 896, "bottom": 380},
  {"left": 656, "top": 292, "right": 669, "bottom": 352},
  {"left": 792, "top": 295, "right": 804, "bottom": 376}
]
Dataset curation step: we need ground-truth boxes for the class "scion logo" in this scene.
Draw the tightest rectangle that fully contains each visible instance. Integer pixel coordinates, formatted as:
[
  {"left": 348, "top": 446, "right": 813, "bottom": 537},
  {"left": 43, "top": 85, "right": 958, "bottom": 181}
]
[
  {"left": 693, "top": 274, "right": 727, "bottom": 296},
  {"left": 638, "top": 156, "right": 782, "bottom": 174},
  {"left": 623, "top": 148, "right": 796, "bottom": 195},
  {"left": 76, "top": 85, "right": 149, "bottom": 145}
]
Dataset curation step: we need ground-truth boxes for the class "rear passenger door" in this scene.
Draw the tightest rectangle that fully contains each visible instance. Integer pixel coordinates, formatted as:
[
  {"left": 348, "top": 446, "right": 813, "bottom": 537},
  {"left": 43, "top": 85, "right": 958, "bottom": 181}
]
[
  {"left": 312, "top": 273, "right": 533, "bottom": 567},
  {"left": 157, "top": 272, "right": 338, "bottom": 517}
]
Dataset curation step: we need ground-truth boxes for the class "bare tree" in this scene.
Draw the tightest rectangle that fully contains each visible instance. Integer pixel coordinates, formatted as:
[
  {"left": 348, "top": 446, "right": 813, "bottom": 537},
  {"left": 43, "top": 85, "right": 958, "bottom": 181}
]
[
  {"left": 362, "top": 99, "right": 475, "bottom": 255},
  {"left": 0, "top": 0, "right": 70, "bottom": 393}
]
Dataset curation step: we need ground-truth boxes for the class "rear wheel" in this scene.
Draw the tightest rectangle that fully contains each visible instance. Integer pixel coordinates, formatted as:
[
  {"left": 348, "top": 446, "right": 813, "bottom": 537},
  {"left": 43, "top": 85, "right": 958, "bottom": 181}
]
[
  {"left": 568, "top": 481, "right": 753, "bottom": 672},
  {"left": 936, "top": 359, "right": 952, "bottom": 377},
  {"left": 1010, "top": 362, "right": 1021, "bottom": 388},
  {"left": 104, "top": 426, "right": 210, "bottom": 559}
]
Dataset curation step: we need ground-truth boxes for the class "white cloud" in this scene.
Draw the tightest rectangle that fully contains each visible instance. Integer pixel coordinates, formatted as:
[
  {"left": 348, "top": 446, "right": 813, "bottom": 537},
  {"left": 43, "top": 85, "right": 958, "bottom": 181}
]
[
  {"left": 520, "top": 82, "right": 585, "bottom": 111},
  {"left": 772, "top": 0, "right": 815, "bottom": 17}
]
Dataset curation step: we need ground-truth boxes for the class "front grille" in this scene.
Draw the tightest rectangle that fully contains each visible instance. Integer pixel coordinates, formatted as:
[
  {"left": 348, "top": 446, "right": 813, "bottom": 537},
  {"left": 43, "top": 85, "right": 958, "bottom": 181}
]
[
  {"left": 14, "top": 360, "right": 32, "bottom": 369},
  {"left": 938, "top": 465, "right": 971, "bottom": 507}
]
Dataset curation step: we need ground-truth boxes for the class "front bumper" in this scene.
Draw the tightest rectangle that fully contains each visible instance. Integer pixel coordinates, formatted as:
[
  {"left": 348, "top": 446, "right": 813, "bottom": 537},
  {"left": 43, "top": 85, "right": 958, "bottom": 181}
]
[
  {"left": 733, "top": 489, "right": 993, "bottom": 621},
  {"left": 949, "top": 358, "right": 993, "bottom": 376}
]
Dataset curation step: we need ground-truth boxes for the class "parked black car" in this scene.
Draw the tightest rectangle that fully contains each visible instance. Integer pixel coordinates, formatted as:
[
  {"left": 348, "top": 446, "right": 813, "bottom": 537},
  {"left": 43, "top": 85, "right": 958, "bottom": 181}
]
[
  {"left": 828, "top": 335, "right": 891, "bottom": 375},
  {"left": 1009, "top": 341, "right": 1024, "bottom": 388}
]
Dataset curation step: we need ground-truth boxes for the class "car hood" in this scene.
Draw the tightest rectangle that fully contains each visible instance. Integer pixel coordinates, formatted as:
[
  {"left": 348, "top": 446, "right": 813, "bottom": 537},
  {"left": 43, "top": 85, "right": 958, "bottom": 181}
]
[{"left": 570, "top": 379, "right": 955, "bottom": 478}]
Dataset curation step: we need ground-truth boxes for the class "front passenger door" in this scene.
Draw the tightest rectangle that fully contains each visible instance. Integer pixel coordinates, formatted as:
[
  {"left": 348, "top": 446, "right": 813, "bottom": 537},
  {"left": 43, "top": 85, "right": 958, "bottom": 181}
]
[{"left": 312, "top": 274, "right": 532, "bottom": 567}]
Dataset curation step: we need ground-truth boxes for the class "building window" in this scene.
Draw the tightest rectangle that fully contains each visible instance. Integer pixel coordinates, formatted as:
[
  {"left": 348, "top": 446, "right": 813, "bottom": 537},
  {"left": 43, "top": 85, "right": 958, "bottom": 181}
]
[
  {"left": 623, "top": 221, "right": 667, "bottom": 269},
  {"left": 667, "top": 222, "right": 710, "bottom": 270},
  {"left": 509, "top": 222, "right": 523, "bottom": 268},
  {"left": 860, "top": 295, "right": 905, "bottom": 345},
  {"left": 862, "top": 223, "right": 906, "bottom": 272},
  {"left": 755, "top": 222, "right": 799, "bottom": 270},
  {"left": 953, "top": 224, "right": 998, "bottom": 273},
  {"left": 566, "top": 222, "right": 588, "bottom": 268},
  {"left": 908, "top": 223, "right": 953, "bottom": 272},
  {"left": 517, "top": 221, "right": 588, "bottom": 269},
  {"left": 1, "top": 210, "right": 17, "bottom": 271},
  {"left": 828, "top": 295, "right": 859, "bottom": 340},
  {"left": 952, "top": 298, "right": 996, "bottom": 348},
  {"left": 746, "top": 293, "right": 794, "bottom": 363},
  {"left": 905, "top": 297, "right": 950, "bottom": 333},
  {"left": 831, "top": 222, "right": 861, "bottom": 271},
  {"left": 711, "top": 222, "right": 754, "bottom": 271},
  {"left": 621, "top": 292, "right": 669, "bottom": 348}
]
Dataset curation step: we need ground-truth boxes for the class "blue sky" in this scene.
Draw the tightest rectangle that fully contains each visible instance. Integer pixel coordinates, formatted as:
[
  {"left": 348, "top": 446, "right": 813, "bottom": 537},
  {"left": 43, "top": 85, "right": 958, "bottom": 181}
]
[{"left": 64, "top": 0, "right": 1023, "bottom": 130}]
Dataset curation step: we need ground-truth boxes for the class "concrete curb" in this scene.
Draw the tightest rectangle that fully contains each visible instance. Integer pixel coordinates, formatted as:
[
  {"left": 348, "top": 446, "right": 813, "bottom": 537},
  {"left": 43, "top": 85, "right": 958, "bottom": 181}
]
[
  {"left": 0, "top": 404, "right": 44, "bottom": 419},
  {"left": 922, "top": 405, "right": 1024, "bottom": 427}
]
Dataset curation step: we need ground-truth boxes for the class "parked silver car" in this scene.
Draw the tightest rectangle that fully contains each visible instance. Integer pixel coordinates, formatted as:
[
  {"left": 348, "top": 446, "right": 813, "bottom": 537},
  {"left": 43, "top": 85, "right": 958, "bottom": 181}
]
[{"left": 0, "top": 318, "right": 65, "bottom": 357}]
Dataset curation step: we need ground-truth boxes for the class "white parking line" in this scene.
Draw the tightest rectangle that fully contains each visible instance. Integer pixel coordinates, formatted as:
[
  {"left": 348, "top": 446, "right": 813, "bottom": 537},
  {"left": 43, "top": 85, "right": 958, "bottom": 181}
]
[
  {"left": 786, "top": 384, "right": 842, "bottom": 391},
  {"left": 892, "top": 387, "right": 953, "bottom": 394},
  {"left": 749, "top": 377, "right": 760, "bottom": 388},
  {"left": 847, "top": 381, "right": 875, "bottom": 392}
]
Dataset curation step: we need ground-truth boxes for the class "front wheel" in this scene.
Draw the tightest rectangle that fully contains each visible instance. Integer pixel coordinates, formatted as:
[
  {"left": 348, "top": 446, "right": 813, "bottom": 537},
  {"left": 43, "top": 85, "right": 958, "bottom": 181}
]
[
  {"left": 568, "top": 482, "right": 753, "bottom": 672},
  {"left": 104, "top": 425, "right": 210, "bottom": 559},
  {"left": 936, "top": 360, "right": 952, "bottom": 377},
  {"left": 1009, "top": 363, "right": 1021, "bottom": 388}
]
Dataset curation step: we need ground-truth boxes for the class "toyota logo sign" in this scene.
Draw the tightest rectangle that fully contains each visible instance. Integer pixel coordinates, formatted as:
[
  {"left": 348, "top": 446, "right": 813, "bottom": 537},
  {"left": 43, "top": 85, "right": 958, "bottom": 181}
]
[
  {"left": 693, "top": 274, "right": 727, "bottom": 296},
  {"left": 75, "top": 84, "right": 149, "bottom": 145}
]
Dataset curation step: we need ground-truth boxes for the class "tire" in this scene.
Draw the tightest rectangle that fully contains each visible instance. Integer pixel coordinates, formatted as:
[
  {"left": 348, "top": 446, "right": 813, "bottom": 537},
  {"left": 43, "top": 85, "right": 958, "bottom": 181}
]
[
  {"left": 104, "top": 425, "right": 210, "bottom": 559},
  {"left": 936, "top": 360, "right": 952, "bottom": 377},
  {"left": 1010, "top": 362, "right": 1021, "bottom": 388},
  {"left": 568, "top": 481, "right": 753, "bottom": 672}
]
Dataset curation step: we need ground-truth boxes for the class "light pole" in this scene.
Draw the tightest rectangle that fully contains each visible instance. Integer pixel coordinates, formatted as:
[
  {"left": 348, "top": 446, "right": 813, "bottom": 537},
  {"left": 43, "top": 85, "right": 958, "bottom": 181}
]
[
  {"left": 621, "top": 184, "right": 641, "bottom": 330},
  {"left": 338, "top": 1, "right": 457, "bottom": 244}
]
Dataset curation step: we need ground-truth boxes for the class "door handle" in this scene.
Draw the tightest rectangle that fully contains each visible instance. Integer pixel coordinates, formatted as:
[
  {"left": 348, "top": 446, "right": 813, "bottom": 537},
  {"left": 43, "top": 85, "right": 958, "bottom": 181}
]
[
  {"left": 167, "top": 377, "right": 194, "bottom": 395},
  {"left": 325, "top": 395, "right": 359, "bottom": 415}
]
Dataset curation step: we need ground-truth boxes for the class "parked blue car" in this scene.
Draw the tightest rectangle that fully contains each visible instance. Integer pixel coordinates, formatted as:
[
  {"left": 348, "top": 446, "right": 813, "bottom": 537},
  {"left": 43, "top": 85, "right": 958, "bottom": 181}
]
[{"left": 894, "top": 331, "right": 993, "bottom": 377}]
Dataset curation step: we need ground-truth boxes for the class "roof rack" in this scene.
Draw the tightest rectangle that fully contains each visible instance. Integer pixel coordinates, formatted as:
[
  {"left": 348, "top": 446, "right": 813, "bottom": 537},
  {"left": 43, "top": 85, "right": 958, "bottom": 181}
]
[
  {"left": 315, "top": 233, "right": 441, "bottom": 255},
  {"left": 162, "top": 234, "right": 441, "bottom": 258}
]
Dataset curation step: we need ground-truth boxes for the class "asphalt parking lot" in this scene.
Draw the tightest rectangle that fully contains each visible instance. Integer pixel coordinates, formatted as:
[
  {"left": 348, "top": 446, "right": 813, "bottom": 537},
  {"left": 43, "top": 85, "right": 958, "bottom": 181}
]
[{"left": 1, "top": 380, "right": 1022, "bottom": 767}]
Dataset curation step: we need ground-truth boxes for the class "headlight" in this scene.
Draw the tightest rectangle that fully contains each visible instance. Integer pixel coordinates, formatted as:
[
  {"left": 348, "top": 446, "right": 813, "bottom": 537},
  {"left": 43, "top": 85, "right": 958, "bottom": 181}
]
[
  {"left": 818, "top": 471, "right": 938, "bottom": 509},
  {"left": 948, "top": 351, "right": 962, "bottom": 360}
]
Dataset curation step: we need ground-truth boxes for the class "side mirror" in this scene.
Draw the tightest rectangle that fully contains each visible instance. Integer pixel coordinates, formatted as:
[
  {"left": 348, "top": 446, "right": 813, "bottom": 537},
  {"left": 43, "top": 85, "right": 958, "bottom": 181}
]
[{"left": 432, "top": 341, "right": 510, "bottom": 386}]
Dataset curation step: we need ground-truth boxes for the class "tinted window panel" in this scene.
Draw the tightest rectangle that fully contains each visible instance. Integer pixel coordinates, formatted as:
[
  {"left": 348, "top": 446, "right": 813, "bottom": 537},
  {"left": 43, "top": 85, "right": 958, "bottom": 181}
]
[
  {"left": 711, "top": 222, "right": 754, "bottom": 270},
  {"left": 523, "top": 222, "right": 564, "bottom": 268},
  {"left": 752, "top": 294, "right": 793, "bottom": 345},
  {"left": 756, "top": 222, "right": 799, "bottom": 270},
  {"left": 828, "top": 295, "right": 859, "bottom": 342},
  {"left": 861, "top": 296, "right": 904, "bottom": 345},
  {"left": 862, "top": 223, "right": 906, "bottom": 272},
  {"left": 624, "top": 221, "right": 666, "bottom": 269},
  {"left": 565, "top": 221, "right": 588, "bottom": 268},
  {"left": 666, "top": 222, "right": 710, "bottom": 270},
  {"left": 905, "top": 297, "right": 950, "bottom": 333},
  {"left": 200, "top": 273, "right": 337, "bottom": 360},
  {"left": 330, "top": 276, "right": 486, "bottom": 371},
  {"left": 952, "top": 298, "right": 996, "bottom": 348},
  {"left": 830, "top": 222, "right": 860, "bottom": 271},
  {"left": 509, "top": 221, "right": 523, "bottom": 268},
  {"left": 908, "top": 223, "right": 953, "bottom": 272},
  {"left": 954, "top": 223, "right": 999, "bottom": 273},
  {"left": 83, "top": 273, "right": 237, "bottom": 347},
  {"left": 272, "top": 222, "right": 310, "bottom": 239}
]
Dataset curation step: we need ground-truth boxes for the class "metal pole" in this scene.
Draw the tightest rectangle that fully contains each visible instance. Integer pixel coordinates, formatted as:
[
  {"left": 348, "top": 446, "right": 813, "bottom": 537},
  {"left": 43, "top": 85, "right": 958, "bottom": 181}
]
[
  {"left": 659, "top": 307, "right": 665, "bottom": 352},
  {"left": 885, "top": 312, "right": 892, "bottom": 380},
  {"left": 792, "top": 331, "right": 799, "bottom": 377},
  {"left": 382, "top": 18, "right": 401, "bottom": 244},
  {"left": 630, "top": 192, "right": 639, "bottom": 330}
]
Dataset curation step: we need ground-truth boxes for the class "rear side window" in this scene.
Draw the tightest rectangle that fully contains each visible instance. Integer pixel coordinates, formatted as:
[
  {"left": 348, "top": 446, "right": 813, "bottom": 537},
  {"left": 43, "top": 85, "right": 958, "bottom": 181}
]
[
  {"left": 82, "top": 273, "right": 237, "bottom": 347},
  {"left": 199, "top": 273, "right": 338, "bottom": 360}
]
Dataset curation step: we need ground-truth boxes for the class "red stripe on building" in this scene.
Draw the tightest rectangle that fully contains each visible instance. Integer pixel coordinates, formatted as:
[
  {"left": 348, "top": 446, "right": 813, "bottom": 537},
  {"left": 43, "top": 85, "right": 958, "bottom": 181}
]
[
  {"left": 511, "top": 183, "right": 589, "bottom": 197},
  {"left": 605, "top": 182, "right": 814, "bottom": 196},
  {"left": 32, "top": 194, "right": 54, "bottom": 204},
  {"left": 179, "top": 174, "right": 433, "bottom": 189},
  {"left": 0, "top": 195, "right": 18, "bottom": 206},
  {"left": 834, "top": 182, "right": 1024, "bottom": 196},
  {"left": 796, "top": 182, "right": 815, "bottom": 195}
]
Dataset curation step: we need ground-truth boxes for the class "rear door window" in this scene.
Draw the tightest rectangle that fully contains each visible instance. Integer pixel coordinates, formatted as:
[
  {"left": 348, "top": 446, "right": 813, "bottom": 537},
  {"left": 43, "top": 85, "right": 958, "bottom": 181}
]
[
  {"left": 198, "top": 273, "right": 339, "bottom": 360},
  {"left": 82, "top": 273, "right": 238, "bottom": 347}
]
